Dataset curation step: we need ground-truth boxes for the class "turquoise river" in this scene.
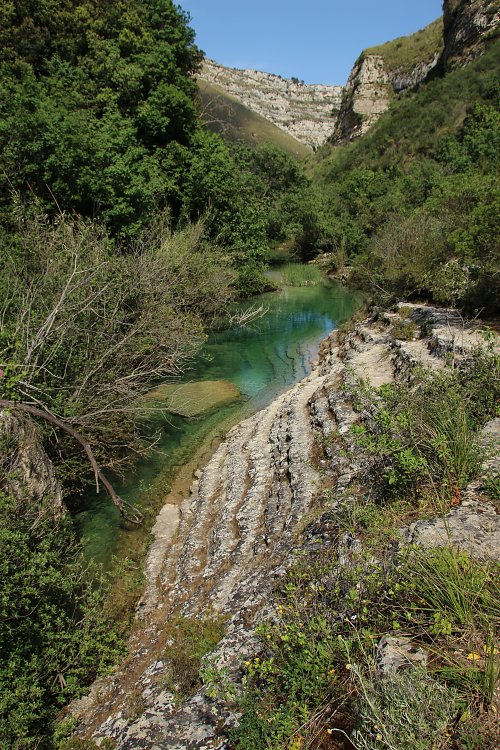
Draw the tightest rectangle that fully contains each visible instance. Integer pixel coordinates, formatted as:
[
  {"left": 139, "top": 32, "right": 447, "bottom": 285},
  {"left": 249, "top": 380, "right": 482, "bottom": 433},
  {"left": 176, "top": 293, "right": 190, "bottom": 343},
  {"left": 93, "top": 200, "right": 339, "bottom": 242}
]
[{"left": 77, "top": 279, "right": 361, "bottom": 567}]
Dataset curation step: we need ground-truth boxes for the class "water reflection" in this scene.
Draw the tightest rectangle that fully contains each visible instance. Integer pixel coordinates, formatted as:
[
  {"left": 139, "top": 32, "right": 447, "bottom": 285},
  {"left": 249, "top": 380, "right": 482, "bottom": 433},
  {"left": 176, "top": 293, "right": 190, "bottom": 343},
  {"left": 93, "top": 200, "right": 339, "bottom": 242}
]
[{"left": 77, "top": 280, "right": 361, "bottom": 564}]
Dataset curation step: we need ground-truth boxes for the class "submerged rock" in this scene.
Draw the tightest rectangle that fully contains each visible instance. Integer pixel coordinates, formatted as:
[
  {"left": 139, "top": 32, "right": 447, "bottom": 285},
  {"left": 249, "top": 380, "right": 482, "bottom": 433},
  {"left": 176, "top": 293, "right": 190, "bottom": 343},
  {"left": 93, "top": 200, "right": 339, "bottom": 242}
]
[{"left": 143, "top": 380, "right": 240, "bottom": 418}]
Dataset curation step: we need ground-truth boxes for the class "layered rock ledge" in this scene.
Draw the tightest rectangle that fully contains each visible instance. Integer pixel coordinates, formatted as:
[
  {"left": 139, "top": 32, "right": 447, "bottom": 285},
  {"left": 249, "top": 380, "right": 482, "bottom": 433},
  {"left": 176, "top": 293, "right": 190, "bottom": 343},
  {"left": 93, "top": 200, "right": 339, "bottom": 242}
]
[
  {"left": 70, "top": 303, "right": 499, "bottom": 749},
  {"left": 199, "top": 59, "right": 343, "bottom": 149}
]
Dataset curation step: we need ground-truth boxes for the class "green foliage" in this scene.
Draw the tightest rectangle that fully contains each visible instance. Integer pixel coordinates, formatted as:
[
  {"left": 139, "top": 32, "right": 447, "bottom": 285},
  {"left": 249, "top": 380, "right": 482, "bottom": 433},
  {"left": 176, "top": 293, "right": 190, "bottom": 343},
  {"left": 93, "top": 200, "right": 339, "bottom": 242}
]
[
  {"left": 315, "top": 39, "right": 500, "bottom": 313},
  {"left": 231, "top": 614, "right": 343, "bottom": 749},
  {"left": 0, "top": 0, "right": 203, "bottom": 236},
  {"left": 0, "top": 211, "right": 235, "bottom": 492},
  {"left": 280, "top": 263, "right": 323, "bottom": 287},
  {"left": 348, "top": 353, "right": 498, "bottom": 507},
  {"left": 0, "top": 492, "right": 123, "bottom": 749},
  {"left": 351, "top": 668, "right": 456, "bottom": 750},
  {"left": 232, "top": 529, "right": 499, "bottom": 749},
  {"left": 160, "top": 613, "right": 227, "bottom": 702},
  {"left": 400, "top": 546, "right": 500, "bottom": 637},
  {"left": 0, "top": 0, "right": 321, "bottom": 287},
  {"left": 391, "top": 318, "right": 418, "bottom": 340}
]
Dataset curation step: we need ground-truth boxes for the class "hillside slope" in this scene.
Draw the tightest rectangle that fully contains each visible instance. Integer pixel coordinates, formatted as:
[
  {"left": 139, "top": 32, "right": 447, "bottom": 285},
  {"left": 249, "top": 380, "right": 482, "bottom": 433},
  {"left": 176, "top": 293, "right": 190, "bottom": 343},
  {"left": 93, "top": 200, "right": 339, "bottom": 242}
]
[
  {"left": 197, "top": 79, "right": 310, "bottom": 158},
  {"left": 198, "top": 59, "right": 342, "bottom": 149},
  {"left": 331, "top": 18, "right": 444, "bottom": 143},
  {"left": 331, "top": 0, "right": 499, "bottom": 144},
  {"left": 312, "top": 31, "right": 500, "bottom": 314}
]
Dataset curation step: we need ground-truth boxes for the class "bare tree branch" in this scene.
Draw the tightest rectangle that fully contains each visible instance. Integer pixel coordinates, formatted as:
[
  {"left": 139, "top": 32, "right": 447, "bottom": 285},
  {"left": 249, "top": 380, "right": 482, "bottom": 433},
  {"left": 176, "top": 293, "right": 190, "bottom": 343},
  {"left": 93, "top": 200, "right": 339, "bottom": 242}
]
[{"left": 0, "top": 400, "right": 143, "bottom": 524}]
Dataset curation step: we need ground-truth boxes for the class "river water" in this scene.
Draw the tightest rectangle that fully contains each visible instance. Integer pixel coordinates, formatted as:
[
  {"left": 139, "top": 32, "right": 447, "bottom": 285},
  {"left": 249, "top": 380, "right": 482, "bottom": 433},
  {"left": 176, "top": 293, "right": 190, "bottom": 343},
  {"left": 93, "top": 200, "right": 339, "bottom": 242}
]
[{"left": 77, "top": 279, "right": 361, "bottom": 567}]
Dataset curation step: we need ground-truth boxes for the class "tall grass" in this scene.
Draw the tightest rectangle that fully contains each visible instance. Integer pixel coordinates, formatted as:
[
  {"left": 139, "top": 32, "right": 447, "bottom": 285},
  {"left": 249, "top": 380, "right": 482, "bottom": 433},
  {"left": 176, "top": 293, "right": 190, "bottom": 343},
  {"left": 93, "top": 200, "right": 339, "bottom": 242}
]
[
  {"left": 406, "top": 546, "right": 500, "bottom": 633},
  {"left": 281, "top": 263, "right": 323, "bottom": 287}
]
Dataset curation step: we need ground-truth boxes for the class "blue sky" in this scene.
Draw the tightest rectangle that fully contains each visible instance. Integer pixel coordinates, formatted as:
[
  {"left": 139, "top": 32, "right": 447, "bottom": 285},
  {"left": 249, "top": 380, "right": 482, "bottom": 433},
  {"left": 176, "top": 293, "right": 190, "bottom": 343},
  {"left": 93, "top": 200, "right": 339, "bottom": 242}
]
[{"left": 180, "top": 0, "right": 443, "bottom": 84}]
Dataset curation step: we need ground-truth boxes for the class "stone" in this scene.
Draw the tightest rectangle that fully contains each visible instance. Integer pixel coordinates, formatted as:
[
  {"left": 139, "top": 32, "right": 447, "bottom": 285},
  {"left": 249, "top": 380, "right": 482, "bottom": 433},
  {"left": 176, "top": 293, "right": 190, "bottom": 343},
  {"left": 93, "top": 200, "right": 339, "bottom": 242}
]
[
  {"left": 331, "top": 55, "right": 392, "bottom": 143},
  {"left": 407, "top": 501, "right": 500, "bottom": 561},
  {"left": 377, "top": 636, "right": 428, "bottom": 674},
  {"left": 443, "top": 0, "right": 499, "bottom": 70}
]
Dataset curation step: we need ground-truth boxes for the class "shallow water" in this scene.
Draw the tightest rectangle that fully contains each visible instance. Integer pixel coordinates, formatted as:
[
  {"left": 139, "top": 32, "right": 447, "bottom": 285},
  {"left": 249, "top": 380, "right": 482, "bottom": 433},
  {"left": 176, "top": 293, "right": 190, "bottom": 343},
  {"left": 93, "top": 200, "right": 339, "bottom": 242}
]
[{"left": 76, "top": 280, "right": 361, "bottom": 566}]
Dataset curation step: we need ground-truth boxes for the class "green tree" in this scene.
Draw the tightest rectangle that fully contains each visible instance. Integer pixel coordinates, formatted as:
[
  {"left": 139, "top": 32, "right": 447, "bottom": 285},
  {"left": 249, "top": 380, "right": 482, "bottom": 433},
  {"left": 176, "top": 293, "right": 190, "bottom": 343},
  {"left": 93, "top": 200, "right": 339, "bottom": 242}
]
[
  {"left": 0, "top": 0, "right": 202, "bottom": 235},
  {"left": 0, "top": 492, "right": 122, "bottom": 749}
]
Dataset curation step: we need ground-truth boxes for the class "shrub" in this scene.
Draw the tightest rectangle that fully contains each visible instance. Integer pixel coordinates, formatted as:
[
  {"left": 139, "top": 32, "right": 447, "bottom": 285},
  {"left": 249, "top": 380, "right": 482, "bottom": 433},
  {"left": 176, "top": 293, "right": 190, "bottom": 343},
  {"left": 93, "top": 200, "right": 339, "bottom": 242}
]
[
  {"left": 349, "top": 360, "right": 491, "bottom": 508},
  {"left": 160, "top": 613, "right": 227, "bottom": 702},
  {"left": 0, "top": 493, "right": 123, "bottom": 749},
  {"left": 351, "top": 668, "right": 456, "bottom": 750}
]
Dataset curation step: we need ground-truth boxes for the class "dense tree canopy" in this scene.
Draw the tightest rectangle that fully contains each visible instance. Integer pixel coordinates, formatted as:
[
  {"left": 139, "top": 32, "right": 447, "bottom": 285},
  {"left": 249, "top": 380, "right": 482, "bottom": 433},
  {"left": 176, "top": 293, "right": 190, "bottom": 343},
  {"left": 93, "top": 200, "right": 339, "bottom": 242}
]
[{"left": 0, "top": 0, "right": 202, "bottom": 235}]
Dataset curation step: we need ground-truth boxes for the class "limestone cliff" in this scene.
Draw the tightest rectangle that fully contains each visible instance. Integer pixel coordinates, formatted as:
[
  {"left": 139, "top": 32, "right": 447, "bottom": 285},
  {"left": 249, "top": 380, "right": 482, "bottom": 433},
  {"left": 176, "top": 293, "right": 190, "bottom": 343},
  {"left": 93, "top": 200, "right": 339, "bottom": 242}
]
[
  {"left": 331, "top": 3, "right": 499, "bottom": 144},
  {"left": 331, "top": 18, "right": 443, "bottom": 143},
  {"left": 330, "top": 54, "right": 394, "bottom": 142},
  {"left": 443, "top": 0, "right": 500, "bottom": 70},
  {"left": 198, "top": 59, "right": 343, "bottom": 149}
]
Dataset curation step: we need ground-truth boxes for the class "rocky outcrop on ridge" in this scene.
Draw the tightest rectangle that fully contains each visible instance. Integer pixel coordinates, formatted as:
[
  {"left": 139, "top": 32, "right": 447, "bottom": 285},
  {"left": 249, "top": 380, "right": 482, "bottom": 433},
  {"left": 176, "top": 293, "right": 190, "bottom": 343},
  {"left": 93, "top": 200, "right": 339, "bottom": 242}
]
[
  {"left": 330, "top": 19, "right": 443, "bottom": 144},
  {"left": 330, "top": 54, "right": 394, "bottom": 142},
  {"left": 69, "top": 303, "right": 499, "bottom": 748},
  {"left": 443, "top": 0, "right": 500, "bottom": 70},
  {"left": 331, "top": 3, "right": 499, "bottom": 144},
  {"left": 198, "top": 59, "right": 343, "bottom": 149}
]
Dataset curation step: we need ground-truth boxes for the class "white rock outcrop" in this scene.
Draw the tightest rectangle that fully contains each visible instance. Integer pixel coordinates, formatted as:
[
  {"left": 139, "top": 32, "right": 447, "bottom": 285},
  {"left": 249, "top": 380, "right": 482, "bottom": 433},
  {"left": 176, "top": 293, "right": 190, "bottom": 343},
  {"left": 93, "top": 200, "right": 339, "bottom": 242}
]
[{"left": 199, "top": 59, "right": 343, "bottom": 149}]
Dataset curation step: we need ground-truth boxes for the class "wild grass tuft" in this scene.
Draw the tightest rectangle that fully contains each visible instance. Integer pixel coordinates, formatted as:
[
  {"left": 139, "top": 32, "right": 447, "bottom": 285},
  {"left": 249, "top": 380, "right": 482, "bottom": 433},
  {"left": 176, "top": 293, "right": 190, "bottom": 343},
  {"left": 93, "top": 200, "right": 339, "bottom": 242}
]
[
  {"left": 160, "top": 613, "right": 227, "bottom": 702},
  {"left": 280, "top": 263, "right": 323, "bottom": 287}
]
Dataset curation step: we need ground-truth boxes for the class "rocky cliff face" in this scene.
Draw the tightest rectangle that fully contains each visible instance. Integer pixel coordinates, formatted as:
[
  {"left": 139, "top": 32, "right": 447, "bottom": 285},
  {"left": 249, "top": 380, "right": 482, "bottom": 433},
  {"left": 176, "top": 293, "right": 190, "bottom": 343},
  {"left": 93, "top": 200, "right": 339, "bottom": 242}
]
[
  {"left": 198, "top": 59, "right": 343, "bottom": 149},
  {"left": 442, "top": 0, "right": 499, "bottom": 70},
  {"left": 68, "top": 305, "right": 499, "bottom": 748},
  {"left": 331, "top": 19, "right": 443, "bottom": 144},
  {"left": 331, "top": 3, "right": 499, "bottom": 144},
  {"left": 0, "top": 410, "right": 65, "bottom": 516},
  {"left": 330, "top": 54, "right": 393, "bottom": 142}
]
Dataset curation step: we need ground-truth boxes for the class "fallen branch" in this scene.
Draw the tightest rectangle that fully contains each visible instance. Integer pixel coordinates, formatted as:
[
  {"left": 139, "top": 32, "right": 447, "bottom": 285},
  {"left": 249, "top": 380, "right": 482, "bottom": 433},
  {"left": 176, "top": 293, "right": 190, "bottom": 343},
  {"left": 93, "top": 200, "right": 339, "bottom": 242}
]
[{"left": 0, "top": 399, "right": 143, "bottom": 524}]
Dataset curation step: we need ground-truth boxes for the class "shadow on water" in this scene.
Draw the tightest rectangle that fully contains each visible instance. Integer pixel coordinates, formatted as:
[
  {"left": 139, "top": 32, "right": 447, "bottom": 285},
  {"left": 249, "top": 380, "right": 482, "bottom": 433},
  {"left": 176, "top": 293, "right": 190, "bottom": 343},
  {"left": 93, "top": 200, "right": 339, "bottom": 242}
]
[{"left": 76, "top": 280, "right": 362, "bottom": 567}]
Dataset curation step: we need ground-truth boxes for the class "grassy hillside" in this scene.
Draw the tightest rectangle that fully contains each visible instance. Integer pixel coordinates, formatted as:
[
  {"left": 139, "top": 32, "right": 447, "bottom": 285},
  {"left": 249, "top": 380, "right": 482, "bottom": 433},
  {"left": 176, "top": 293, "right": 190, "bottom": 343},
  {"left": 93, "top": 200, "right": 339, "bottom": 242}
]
[
  {"left": 197, "top": 80, "right": 311, "bottom": 159},
  {"left": 309, "top": 36, "right": 500, "bottom": 314},
  {"left": 317, "top": 38, "right": 499, "bottom": 172},
  {"left": 362, "top": 17, "right": 443, "bottom": 73}
]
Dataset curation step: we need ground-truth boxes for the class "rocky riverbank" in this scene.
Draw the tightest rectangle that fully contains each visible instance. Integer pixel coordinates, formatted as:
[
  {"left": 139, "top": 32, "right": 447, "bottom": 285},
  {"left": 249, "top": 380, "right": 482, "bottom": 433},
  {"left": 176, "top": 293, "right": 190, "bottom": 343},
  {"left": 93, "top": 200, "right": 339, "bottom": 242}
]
[{"left": 69, "top": 303, "right": 499, "bottom": 749}]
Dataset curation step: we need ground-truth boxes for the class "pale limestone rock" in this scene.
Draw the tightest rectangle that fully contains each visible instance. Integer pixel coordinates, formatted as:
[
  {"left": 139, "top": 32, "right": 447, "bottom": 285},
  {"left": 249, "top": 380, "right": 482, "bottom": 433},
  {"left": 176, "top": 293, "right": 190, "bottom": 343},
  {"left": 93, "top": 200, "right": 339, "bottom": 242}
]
[
  {"left": 407, "top": 501, "right": 500, "bottom": 562},
  {"left": 377, "top": 636, "right": 429, "bottom": 674},
  {"left": 199, "top": 59, "right": 342, "bottom": 148},
  {"left": 331, "top": 55, "right": 392, "bottom": 142}
]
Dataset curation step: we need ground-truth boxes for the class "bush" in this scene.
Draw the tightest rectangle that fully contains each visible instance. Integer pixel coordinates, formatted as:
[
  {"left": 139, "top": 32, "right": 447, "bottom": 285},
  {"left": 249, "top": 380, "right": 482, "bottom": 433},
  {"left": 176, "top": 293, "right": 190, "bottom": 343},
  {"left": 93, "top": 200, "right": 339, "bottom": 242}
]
[
  {"left": 351, "top": 668, "right": 456, "bottom": 750},
  {"left": 348, "top": 357, "right": 495, "bottom": 508},
  {"left": 0, "top": 493, "right": 123, "bottom": 749},
  {"left": 160, "top": 614, "right": 227, "bottom": 702}
]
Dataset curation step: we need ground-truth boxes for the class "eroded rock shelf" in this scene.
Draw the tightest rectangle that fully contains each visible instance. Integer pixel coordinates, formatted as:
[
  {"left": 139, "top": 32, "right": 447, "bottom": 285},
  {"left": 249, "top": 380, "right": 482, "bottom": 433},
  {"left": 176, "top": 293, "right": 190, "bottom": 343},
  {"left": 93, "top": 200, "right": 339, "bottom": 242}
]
[{"left": 70, "top": 304, "right": 499, "bottom": 749}]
